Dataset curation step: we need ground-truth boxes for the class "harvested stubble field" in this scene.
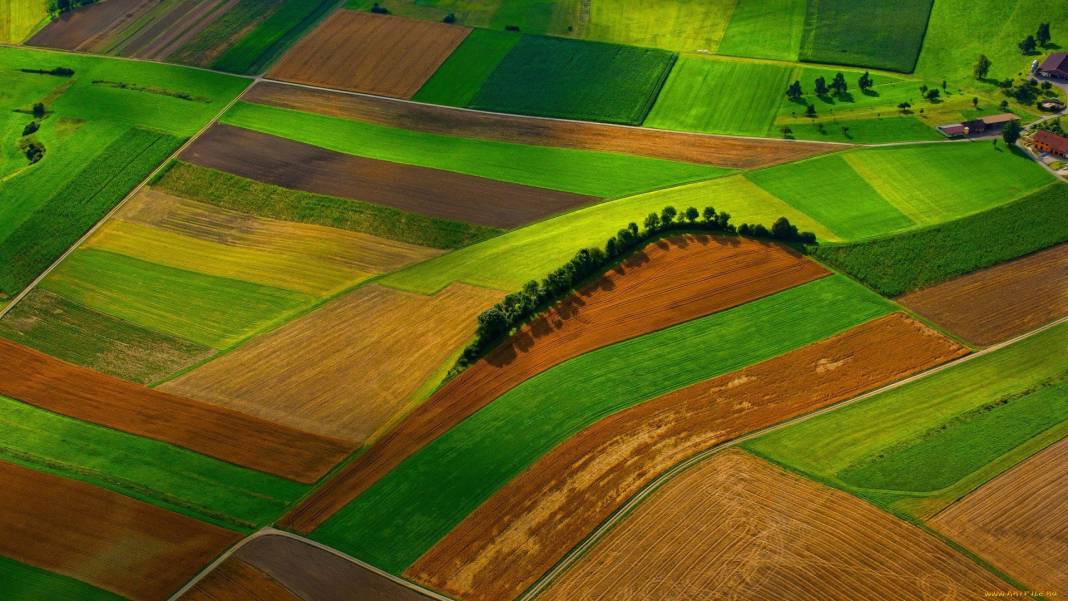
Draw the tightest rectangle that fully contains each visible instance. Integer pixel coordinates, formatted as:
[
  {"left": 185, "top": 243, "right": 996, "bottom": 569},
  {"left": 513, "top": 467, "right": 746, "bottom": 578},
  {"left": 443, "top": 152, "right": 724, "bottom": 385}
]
[
  {"left": 211, "top": 534, "right": 437, "bottom": 601},
  {"left": 182, "top": 124, "right": 597, "bottom": 228},
  {"left": 282, "top": 235, "right": 828, "bottom": 532},
  {"left": 0, "top": 460, "right": 241, "bottom": 601},
  {"left": 409, "top": 313, "right": 968, "bottom": 601},
  {"left": 183, "top": 558, "right": 299, "bottom": 601},
  {"left": 931, "top": 436, "right": 1068, "bottom": 594},
  {"left": 162, "top": 283, "right": 502, "bottom": 444},
  {"left": 98, "top": 188, "right": 438, "bottom": 296},
  {"left": 0, "top": 338, "right": 349, "bottom": 483},
  {"left": 27, "top": 0, "right": 154, "bottom": 51},
  {"left": 899, "top": 244, "right": 1068, "bottom": 346},
  {"left": 541, "top": 450, "right": 1013, "bottom": 600},
  {"left": 295, "top": 277, "right": 893, "bottom": 571},
  {"left": 245, "top": 81, "right": 841, "bottom": 169},
  {"left": 269, "top": 11, "right": 469, "bottom": 98}
]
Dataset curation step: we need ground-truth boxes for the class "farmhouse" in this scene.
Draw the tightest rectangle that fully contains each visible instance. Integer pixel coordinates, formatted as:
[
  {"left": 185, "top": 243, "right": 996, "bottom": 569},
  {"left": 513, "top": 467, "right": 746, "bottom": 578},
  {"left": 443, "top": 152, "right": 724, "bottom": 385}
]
[
  {"left": 937, "top": 113, "right": 1019, "bottom": 138},
  {"left": 1038, "top": 53, "right": 1068, "bottom": 79},
  {"left": 1033, "top": 129, "right": 1068, "bottom": 158}
]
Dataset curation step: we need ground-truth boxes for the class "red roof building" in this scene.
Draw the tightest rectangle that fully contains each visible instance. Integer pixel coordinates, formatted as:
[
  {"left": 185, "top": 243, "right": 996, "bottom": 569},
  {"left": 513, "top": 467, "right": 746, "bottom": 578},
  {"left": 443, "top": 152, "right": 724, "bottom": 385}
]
[
  {"left": 1039, "top": 53, "right": 1068, "bottom": 79},
  {"left": 1033, "top": 129, "right": 1068, "bottom": 157}
]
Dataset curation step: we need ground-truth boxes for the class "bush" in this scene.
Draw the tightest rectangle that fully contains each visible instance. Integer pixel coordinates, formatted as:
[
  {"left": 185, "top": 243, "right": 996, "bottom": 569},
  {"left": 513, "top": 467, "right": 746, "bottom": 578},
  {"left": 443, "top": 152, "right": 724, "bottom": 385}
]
[
  {"left": 369, "top": 2, "right": 389, "bottom": 14},
  {"left": 22, "top": 121, "right": 39, "bottom": 137}
]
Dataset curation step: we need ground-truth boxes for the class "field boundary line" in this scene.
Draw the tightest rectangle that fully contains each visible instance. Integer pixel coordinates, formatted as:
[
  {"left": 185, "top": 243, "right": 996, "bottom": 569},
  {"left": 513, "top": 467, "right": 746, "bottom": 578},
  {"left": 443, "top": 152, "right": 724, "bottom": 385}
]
[
  {"left": 518, "top": 314, "right": 1068, "bottom": 600},
  {"left": 168, "top": 527, "right": 454, "bottom": 601},
  {"left": 0, "top": 78, "right": 255, "bottom": 321}
]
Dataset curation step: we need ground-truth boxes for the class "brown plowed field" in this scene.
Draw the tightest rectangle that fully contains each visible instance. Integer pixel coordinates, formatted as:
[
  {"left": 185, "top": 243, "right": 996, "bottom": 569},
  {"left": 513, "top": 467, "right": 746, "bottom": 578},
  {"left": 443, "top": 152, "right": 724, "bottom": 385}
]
[
  {"left": 899, "top": 244, "right": 1068, "bottom": 346},
  {"left": 226, "top": 534, "right": 436, "bottom": 600},
  {"left": 162, "top": 283, "right": 502, "bottom": 444},
  {"left": 120, "top": 0, "right": 239, "bottom": 61},
  {"left": 407, "top": 313, "right": 970, "bottom": 600},
  {"left": 0, "top": 460, "right": 242, "bottom": 601},
  {"left": 182, "top": 124, "right": 597, "bottom": 228},
  {"left": 27, "top": 0, "right": 155, "bottom": 51},
  {"left": 268, "top": 11, "right": 470, "bottom": 98},
  {"left": 183, "top": 558, "right": 300, "bottom": 601},
  {"left": 0, "top": 339, "right": 350, "bottom": 483},
  {"left": 539, "top": 450, "right": 1013, "bottom": 601},
  {"left": 281, "top": 235, "right": 830, "bottom": 532},
  {"left": 245, "top": 81, "right": 842, "bottom": 168},
  {"left": 931, "top": 436, "right": 1068, "bottom": 594}
]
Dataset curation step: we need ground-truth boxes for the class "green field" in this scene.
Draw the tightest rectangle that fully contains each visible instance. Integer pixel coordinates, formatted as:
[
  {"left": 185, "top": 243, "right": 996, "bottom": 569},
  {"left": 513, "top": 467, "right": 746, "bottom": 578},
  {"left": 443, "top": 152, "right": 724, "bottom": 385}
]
[
  {"left": 0, "top": 128, "right": 181, "bottom": 296},
  {"left": 381, "top": 173, "right": 834, "bottom": 294},
  {"left": 1, "top": 0, "right": 47, "bottom": 43},
  {"left": 40, "top": 249, "right": 312, "bottom": 349},
  {"left": 843, "top": 143, "right": 1052, "bottom": 225},
  {"left": 412, "top": 29, "right": 521, "bottom": 107},
  {"left": 0, "top": 394, "right": 307, "bottom": 530},
  {"left": 581, "top": 0, "right": 735, "bottom": 52},
  {"left": 0, "top": 46, "right": 246, "bottom": 298},
  {"left": 799, "top": 0, "right": 934, "bottom": 73},
  {"left": 0, "top": 289, "right": 213, "bottom": 385},
  {"left": 747, "top": 153, "right": 914, "bottom": 240},
  {"left": 0, "top": 556, "right": 121, "bottom": 601},
  {"left": 469, "top": 35, "right": 676, "bottom": 125},
  {"left": 156, "top": 162, "right": 500, "bottom": 249},
  {"left": 784, "top": 116, "right": 942, "bottom": 144},
  {"left": 813, "top": 183, "right": 1068, "bottom": 296},
  {"left": 645, "top": 57, "right": 793, "bottom": 135},
  {"left": 717, "top": 0, "right": 807, "bottom": 61},
  {"left": 916, "top": 0, "right": 1068, "bottom": 82},
  {"left": 746, "top": 323, "right": 1068, "bottom": 518},
  {"left": 312, "top": 275, "right": 892, "bottom": 571},
  {"left": 212, "top": 0, "right": 337, "bottom": 74},
  {"left": 222, "top": 102, "right": 726, "bottom": 197}
]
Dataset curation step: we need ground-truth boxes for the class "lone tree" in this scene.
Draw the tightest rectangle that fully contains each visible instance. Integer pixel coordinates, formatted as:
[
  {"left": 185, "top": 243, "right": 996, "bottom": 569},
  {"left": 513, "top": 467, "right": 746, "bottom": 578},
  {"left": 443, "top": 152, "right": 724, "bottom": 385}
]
[
  {"left": 897, "top": 101, "right": 912, "bottom": 113},
  {"left": 32, "top": 102, "right": 45, "bottom": 118},
  {"left": 814, "top": 76, "right": 829, "bottom": 96},
  {"left": 858, "top": 71, "right": 873, "bottom": 92},
  {"left": 972, "top": 96, "right": 980, "bottom": 108},
  {"left": 1037, "top": 22, "right": 1051, "bottom": 47},
  {"left": 780, "top": 125, "right": 793, "bottom": 138},
  {"left": 1020, "top": 35, "right": 1037, "bottom": 54},
  {"left": 831, "top": 72, "right": 848, "bottom": 96},
  {"left": 925, "top": 88, "right": 940, "bottom": 101},
  {"left": 1002, "top": 120, "right": 1022, "bottom": 145},
  {"left": 786, "top": 80, "right": 803, "bottom": 101},
  {"left": 974, "top": 54, "right": 991, "bottom": 80},
  {"left": 805, "top": 103, "right": 817, "bottom": 117}
]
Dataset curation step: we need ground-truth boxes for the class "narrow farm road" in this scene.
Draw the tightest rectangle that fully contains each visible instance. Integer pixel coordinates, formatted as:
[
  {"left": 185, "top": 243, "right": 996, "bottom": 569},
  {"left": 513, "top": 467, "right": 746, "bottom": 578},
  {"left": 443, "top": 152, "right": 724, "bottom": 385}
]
[
  {"left": 516, "top": 313, "right": 1068, "bottom": 601},
  {"left": 0, "top": 73, "right": 256, "bottom": 320}
]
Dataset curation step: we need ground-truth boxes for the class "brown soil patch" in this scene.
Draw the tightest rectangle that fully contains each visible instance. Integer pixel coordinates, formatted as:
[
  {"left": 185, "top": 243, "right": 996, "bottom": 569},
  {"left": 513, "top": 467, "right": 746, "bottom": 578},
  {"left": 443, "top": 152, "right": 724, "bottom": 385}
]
[
  {"left": 246, "top": 81, "right": 842, "bottom": 168},
  {"left": 162, "top": 283, "right": 502, "bottom": 444},
  {"left": 269, "top": 10, "right": 470, "bottom": 98},
  {"left": 182, "top": 124, "right": 597, "bottom": 228},
  {"left": 899, "top": 244, "right": 1068, "bottom": 347},
  {"left": 27, "top": 0, "right": 156, "bottom": 51},
  {"left": 281, "top": 235, "right": 830, "bottom": 533},
  {"left": 931, "top": 436, "right": 1068, "bottom": 593},
  {"left": 407, "top": 313, "right": 970, "bottom": 600},
  {"left": 121, "top": 0, "right": 240, "bottom": 61},
  {"left": 182, "top": 558, "right": 299, "bottom": 601},
  {"left": 0, "top": 460, "right": 241, "bottom": 601},
  {"left": 221, "top": 534, "right": 436, "bottom": 600},
  {"left": 539, "top": 450, "right": 1012, "bottom": 601},
  {"left": 0, "top": 339, "right": 350, "bottom": 483}
]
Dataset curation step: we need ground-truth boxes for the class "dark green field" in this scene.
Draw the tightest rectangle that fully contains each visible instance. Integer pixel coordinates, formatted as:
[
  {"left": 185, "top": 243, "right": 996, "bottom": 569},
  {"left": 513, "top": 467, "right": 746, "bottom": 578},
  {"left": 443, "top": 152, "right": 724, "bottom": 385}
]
[
  {"left": 413, "top": 29, "right": 521, "bottom": 107},
  {"left": 470, "top": 35, "right": 676, "bottom": 125},
  {"left": 799, "top": 0, "right": 934, "bottom": 72}
]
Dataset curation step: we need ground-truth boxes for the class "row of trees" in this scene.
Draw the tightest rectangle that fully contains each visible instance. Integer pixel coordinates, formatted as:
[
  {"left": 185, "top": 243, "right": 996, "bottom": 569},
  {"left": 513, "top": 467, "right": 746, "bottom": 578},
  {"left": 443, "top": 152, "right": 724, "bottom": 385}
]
[
  {"left": 451, "top": 210, "right": 816, "bottom": 374},
  {"left": 45, "top": 0, "right": 98, "bottom": 17},
  {"left": 786, "top": 71, "right": 873, "bottom": 102}
]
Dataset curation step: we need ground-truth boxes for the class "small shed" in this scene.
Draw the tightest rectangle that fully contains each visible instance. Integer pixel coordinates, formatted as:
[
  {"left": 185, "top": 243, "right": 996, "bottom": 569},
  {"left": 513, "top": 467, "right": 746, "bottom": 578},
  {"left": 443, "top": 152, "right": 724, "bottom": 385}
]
[{"left": 937, "top": 124, "right": 968, "bottom": 138}]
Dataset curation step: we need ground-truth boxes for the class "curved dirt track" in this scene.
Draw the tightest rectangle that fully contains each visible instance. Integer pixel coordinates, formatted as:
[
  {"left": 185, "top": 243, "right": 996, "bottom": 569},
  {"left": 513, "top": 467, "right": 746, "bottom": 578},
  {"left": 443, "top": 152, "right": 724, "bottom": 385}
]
[
  {"left": 407, "top": 313, "right": 969, "bottom": 601},
  {"left": 899, "top": 243, "right": 1068, "bottom": 346},
  {"left": 245, "top": 81, "right": 843, "bottom": 168},
  {"left": 539, "top": 450, "right": 1013, "bottom": 601},
  {"left": 0, "top": 460, "right": 241, "bottom": 601},
  {"left": 931, "top": 435, "right": 1068, "bottom": 594},
  {"left": 281, "top": 235, "right": 828, "bottom": 532},
  {"left": 182, "top": 558, "right": 300, "bottom": 601},
  {"left": 182, "top": 124, "right": 598, "bottom": 228},
  {"left": 0, "top": 338, "right": 350, "bottom": 483}
]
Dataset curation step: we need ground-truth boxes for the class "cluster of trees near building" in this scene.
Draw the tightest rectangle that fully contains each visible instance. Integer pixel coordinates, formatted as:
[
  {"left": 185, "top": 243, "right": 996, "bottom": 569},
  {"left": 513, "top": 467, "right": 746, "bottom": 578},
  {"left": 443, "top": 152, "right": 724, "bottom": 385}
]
[{"left": 451, "top": 209, "right": 816, "bottom": 374}]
